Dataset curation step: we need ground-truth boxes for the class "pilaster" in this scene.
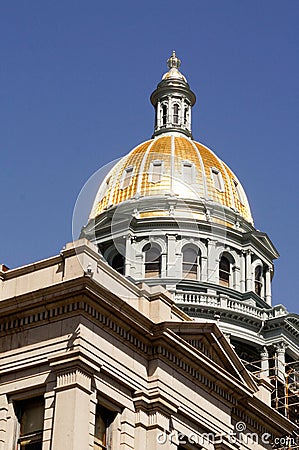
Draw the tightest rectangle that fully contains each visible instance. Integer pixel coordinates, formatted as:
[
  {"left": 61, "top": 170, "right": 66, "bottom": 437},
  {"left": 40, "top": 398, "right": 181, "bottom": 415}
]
[
  {"left": 49, "top": 351, "right": 95, "bottom": 450},
  {"left": 0, "top": 395, "right": 8, "bottom": 450},
  {"left": 207, "top": 239, "right": 218, "bottom": 283},
  {"left": 245, "top": 250, "right": 253, "bottom": 292},
  {"left": 265, "top": 266, "right": 272, "bottom": 305}
]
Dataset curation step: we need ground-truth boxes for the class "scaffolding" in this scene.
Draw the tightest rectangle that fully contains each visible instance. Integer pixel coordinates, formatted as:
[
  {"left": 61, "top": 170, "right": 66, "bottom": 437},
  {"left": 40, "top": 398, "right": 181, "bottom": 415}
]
[
  {"left": 241, "top": 356, "right": 299, "bottom": 448},
  {"left": 242, "top": 356, "right": 299, "bottom": 417}
]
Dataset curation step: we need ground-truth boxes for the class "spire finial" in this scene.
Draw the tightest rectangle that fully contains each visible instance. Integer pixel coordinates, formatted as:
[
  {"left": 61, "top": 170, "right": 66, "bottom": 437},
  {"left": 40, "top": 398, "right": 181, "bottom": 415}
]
[{"left": 167, "top": 50, "right": 181, "bottom": 70}]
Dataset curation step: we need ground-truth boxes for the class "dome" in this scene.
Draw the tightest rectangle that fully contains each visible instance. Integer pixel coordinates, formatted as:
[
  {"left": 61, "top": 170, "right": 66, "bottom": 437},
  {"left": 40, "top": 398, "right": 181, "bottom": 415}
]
[{"left": 90, "top": 134, "right": 253, "bottom": 224}]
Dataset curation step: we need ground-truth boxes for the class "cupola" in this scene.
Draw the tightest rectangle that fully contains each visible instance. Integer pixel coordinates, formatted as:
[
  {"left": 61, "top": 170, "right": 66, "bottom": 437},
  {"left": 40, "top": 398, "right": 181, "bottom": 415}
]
[{"left": 150, "top": 51, "right": 196, "bottom": 138}]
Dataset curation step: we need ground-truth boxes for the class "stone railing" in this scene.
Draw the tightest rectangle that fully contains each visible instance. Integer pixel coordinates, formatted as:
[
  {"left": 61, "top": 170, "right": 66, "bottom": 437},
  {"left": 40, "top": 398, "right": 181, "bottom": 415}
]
[{"left": 175, "top": 291, "right": 287, "bottom": 320}]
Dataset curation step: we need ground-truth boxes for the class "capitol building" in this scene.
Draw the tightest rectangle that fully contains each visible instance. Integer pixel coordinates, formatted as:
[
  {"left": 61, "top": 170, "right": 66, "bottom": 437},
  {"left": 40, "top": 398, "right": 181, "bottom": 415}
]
[{"left": 0, "top": 52, "right": 298, "bottom": 449}]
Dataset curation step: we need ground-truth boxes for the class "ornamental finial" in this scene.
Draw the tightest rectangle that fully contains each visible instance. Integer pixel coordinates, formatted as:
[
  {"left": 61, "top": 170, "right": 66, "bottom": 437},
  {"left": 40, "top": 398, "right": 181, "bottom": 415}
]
[{"left": 167, "top": 50, "right": 181, "bottom": 70}]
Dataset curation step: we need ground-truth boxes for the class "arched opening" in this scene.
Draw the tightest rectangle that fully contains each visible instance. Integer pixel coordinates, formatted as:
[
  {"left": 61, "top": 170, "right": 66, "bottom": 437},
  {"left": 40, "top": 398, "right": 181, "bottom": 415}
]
[
  {"left": 219, "top": 256, "right": 230, "bottom": 287},
  {"left": 184, "top": 107, "right": 188, "bottom": 125},
  {"left": 162, "top": 104, "right": 167, "bottom": 125},
  {"left": 255, "top": 265, "right": 263, "bottom": 296},
  {"left": 182, "top": 246, "right": 200, "bottom": 280},
  {"left": 143, "top": 244, "right": 161, "bottom": 278},
  {"left": 111, "top": 253, "right": 125, "bottom": 275},
  {"left": 173, "top": 104, "right": 179, "bottom": 124}
]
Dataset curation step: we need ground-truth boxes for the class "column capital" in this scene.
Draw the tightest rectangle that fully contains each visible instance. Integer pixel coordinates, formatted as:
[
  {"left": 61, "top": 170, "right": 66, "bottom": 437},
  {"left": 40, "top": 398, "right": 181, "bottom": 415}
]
[
  {"left": 260, "top": 346, "right": 269, "bottom": 358},
  {"left": 49, "top": 349, "right": 99, "bottom": 394},
  {"left": 275, "top": 341, "right": 288, "bottom": 353}
]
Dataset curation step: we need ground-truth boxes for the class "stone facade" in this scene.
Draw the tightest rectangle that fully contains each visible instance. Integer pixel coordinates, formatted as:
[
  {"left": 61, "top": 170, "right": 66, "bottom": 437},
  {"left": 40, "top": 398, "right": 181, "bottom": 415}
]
[{"left": 0, "top": 240, "right": 297, "bottom": 449}]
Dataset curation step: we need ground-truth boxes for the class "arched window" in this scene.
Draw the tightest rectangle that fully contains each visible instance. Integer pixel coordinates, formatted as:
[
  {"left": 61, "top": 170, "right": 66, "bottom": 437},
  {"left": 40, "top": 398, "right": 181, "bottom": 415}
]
[
  {"left": 112, "top": 253, "right": 125, "bottom": 275},
  {"left": 143, "top": 244, "right": 161, "bottom": 278},
  {"left": 255, "top": 266, "right": 263, "bottom": 296},
  {"left": 173, "top": 104, "right": 179, "bottom": 124},
  {"left": 219, "top": 256, "right": 230, "bottom": 287},
  {"left": 182, "top": 246, "right": 199, "bottom": 280},
  {"left": 162, "top": 104, "right": 167, "bottom": 125}
]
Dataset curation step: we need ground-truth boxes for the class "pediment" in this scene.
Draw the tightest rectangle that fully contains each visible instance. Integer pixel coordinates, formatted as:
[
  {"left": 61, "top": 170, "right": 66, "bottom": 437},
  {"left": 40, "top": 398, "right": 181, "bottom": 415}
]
[
  {"left": 165, "top": 322, "right": 257, "bottom": 391},
  {"left": 244, "top": 231, "right": 279, "bottom": 259}
]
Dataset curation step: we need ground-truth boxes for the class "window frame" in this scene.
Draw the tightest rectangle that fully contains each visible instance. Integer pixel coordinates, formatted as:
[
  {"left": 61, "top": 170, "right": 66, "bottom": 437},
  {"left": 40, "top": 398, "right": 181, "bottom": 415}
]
[
  {"left": 254, "top": 265, "right": 263, "bottom": 296},
  {"left": 219, "top": 255, "right": 231, "bottom": 287},
  {"left": 120, "top": 166, "right": 134, "bottom": 190},
  {"left": 211, "top": 167, "right": 225, "bottom": 192},
  {"left": 148, "top": 160, "right": 164, "bottom": 183},
  {"left": 173, "top": 103, "right": 180, "bottom": 125},
  {"left": 143, "top": 244, "right": 162, "bottom": 278},
  {"left": 94, "top": 405, "right": 117, "bottom": 450},
  {"left": 233, "top": 179, "right": 245, "bottom": 205},
  {"left": 182, "top": 160, "right": 195, "bottom": 184},
  {"left": 14, "top": 396, "right": 45, "bottom": 450},
  {"left": 182, "top": 246, "right": 200, "bottom": 280}
]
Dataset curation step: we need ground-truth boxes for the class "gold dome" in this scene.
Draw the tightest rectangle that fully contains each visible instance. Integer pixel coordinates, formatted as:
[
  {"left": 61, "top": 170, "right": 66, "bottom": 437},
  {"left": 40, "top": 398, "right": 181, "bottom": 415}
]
[{"left": 90, "top": 134, "right": 253, "bottom": 224}]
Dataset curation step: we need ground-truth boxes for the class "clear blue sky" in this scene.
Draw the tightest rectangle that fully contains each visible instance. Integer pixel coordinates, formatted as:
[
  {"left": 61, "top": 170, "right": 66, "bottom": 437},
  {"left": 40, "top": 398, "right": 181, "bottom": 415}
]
[{"left": 0, "top": 1, "right": 298, "bottom": 311}]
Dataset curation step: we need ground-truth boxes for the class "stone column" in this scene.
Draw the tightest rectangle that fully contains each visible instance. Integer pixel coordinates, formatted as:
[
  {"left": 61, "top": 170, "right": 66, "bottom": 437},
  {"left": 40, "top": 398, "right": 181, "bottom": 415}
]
[
  {"left": 125, "top": 234, "right": 136, "bottom": 278},
  {"left": 245, "top": 250, "right": 253, "bottom": 292},
  {"left": 240, "top": 251, "right": 246, "bottom": 292},
  {"left": 201, "top": 255, "right": 208, "bottom": 282},
  {"left": 265, "top": 267, "right": 272, "bottom": 305},
  {"left": 157, "top": 100, "right": 161, "bottom": 128},
  {"left": 180, "top": 99, "right": 184, "bottom": 126},
  {"left": 167, "top": 96, "right": 171, "bottom": 125},
  {"left": 207, "top": 239, "right": 217, "bottom": 284},
  {"left": 188, "top": 104, "right": 191, "bottom": 130},
  {"left": 166, "top": 234, "right": 177, "bottom": 278},
  {"left": 260, "top": 347, "right": 269, "bottom": 379},
  {"left": 232, "top": 266, "right": 240, "bottom": 291},
  {"left": 275, "top": 342, "right": 287, "bottom": 382},
  {"left": 50, "top": 354, "right": 93, "bottom": 450}
]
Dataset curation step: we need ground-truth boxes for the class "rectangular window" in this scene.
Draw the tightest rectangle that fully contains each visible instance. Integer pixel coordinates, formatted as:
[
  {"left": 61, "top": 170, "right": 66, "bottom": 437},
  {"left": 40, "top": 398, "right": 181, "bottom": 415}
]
[
  {"left": 94, "top": 405, "right": 116, "bottom": 450},
  {"left": 15, "top": 397, "right": 44, "bottom": 450},
  {"left": 211, "top": 167, "right": 224, "bottom": 191},
  {"left": 120, "top": 166, "right": 134, "bottom": 189},
  {"left": 149, "top": 160, "right": 163, "bottom": 183},
  {"left": 182, "top": 161, "right": 194, "bottom": 184},
  {"left": 233, "top": 179, "right": 244, "bottom": 204}
]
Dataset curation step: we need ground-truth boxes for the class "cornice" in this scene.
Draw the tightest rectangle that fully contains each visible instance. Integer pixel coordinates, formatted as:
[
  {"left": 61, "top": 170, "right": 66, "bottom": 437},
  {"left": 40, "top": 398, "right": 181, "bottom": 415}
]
[{"left": 0, "top": 276, "right": 254, "bottom": 407}]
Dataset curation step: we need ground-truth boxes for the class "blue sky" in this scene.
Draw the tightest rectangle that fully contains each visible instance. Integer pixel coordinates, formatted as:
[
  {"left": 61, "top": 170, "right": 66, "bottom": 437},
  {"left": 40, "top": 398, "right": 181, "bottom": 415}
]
[{"left": 0, "top": 1, "right": 298, "bottom": 311}]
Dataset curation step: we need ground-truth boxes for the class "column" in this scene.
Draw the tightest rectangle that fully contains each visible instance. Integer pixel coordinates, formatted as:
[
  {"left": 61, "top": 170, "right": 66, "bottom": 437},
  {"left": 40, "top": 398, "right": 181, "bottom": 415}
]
[
  {"left": 245, "top": 250, "right": 253, "bottom": 292},
  {"left": 157, "top": 100, "right": 161, "bottom": 128},
  {"left": 240, "top": 251, "right": 246, "bottom": 292},
  {"left": 51, "top": 365, "right": 92, "bottom": 450},
  {"left": 207, "top": 239, "right": 218, "bottom": 284},
  {"left": 265, "top": 267, "right": 272, "bottom": 305},
  {"left": 275, "top": 342, "right": 287, "bottom": 382},
  {"left": 188, "top": 104, "right": 191, "bottom": 130},
  {"left": 125, "top": 234, "right": 135, "bottom": 277},
  {"left": 167, "top": 96, "right": 171, "bottom": 125},
  {"left": 260, "top": 347, "right": 269, "bottom": 379},
  {"left": 232, "top": 266, "right": 240, "bottom": 291},
  {"left": 166, "top": 234, "right": 177, "bottom": 278},
  {"left": 201, "top": 255, "right": 208, "bottom": 282},
  {"left": 180, "top": 99, "right": 184, "bottom": 126}
]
